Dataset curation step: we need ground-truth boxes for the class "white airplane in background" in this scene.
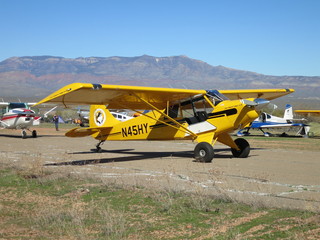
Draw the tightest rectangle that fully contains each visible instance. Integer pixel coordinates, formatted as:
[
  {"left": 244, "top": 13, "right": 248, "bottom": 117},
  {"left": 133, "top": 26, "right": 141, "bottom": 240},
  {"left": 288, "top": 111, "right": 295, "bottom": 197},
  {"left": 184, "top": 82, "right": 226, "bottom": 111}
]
[
  {"left": 237, "top": 104, "right": 310, "bottom": 137},
  {"left": 0, "top": 102, "right": 43, "bottom": 138}
]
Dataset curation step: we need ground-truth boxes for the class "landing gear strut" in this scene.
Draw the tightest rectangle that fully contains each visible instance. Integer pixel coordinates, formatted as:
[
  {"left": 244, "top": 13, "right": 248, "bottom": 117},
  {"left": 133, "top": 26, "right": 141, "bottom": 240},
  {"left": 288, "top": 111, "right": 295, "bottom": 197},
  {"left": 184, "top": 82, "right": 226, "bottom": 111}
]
[
  {"left": 95, "top": 140, "right": 105, "bottom": 153},
  {"left": 259, "top": 128, "right": 271, "bottom": 137}
]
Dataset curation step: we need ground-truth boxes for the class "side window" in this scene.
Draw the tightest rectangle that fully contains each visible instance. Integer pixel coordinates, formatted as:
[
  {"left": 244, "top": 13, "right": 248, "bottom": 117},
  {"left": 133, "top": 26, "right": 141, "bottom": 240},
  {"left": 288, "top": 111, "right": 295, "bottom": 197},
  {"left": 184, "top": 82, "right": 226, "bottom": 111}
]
[{"left": 168, "top": 104, "right": 179, "bottom": 118}]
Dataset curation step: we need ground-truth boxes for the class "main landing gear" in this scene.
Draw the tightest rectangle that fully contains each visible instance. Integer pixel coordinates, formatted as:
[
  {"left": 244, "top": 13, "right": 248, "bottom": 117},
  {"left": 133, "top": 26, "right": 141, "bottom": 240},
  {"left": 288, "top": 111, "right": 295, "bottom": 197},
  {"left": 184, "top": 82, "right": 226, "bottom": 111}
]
[
  {"left": 194, "top": 142, "right": 214, "bottom": 163},
  {"left": 194, "top": 138, "right": 250, "bottom": 163},
  {"left": 230, "top": 138, "right": 250, "bottom": 158},
  {"left": 21, "top": 129, "right": 37, "bottom": 139}
]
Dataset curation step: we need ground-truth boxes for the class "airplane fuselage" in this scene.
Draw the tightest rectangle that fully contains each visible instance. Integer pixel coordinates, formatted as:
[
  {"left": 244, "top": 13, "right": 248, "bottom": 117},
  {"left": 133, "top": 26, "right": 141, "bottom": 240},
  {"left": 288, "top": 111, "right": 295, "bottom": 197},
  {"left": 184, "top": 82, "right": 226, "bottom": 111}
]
[
  {"left": 89, "top": 99, "right": 259, "bottom": 145},
  {"left": 0, "top": 108, "right": 41, "bottom": 129}
]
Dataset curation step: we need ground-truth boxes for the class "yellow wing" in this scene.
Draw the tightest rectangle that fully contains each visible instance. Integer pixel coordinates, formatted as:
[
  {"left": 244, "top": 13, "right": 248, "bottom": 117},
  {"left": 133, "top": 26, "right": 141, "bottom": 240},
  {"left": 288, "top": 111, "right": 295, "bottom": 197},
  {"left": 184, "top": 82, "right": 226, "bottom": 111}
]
[
  {"left": 219, "top": 89, "right": 294, "bottom": 100},
  {"left": 295, "top": 110, "right": 320, "bottom": 115},
  {"left": 34, "top": 83, "right": 206, "bottom": 109},
  {"left": 34, "top": 83, "right": 294, "bottom": 109}
]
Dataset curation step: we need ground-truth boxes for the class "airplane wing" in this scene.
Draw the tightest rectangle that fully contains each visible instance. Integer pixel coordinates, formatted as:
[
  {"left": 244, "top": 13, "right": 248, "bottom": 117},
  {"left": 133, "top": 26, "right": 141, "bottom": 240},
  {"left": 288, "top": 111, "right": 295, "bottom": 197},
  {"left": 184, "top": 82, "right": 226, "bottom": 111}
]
[
  {"left": 251, "top": 122, "right": 306, "bottom": 129},
  {"left": 219, "top": 89, "right": 294, "bottom": 100},
  {"left": 0, "top": 102, "right": 9, "bottom": 108},
  {"left": 34, "top": 83, "right": 207, "bottom": 109},
  {"left": 34, "top": 83, "right": 294, "bottom": 109},
  {"left": 0, "top": 102, "right": 38, "bottom": 109},
  {"left": 295, "top": 110, "right": 320, "bottom": 116}
]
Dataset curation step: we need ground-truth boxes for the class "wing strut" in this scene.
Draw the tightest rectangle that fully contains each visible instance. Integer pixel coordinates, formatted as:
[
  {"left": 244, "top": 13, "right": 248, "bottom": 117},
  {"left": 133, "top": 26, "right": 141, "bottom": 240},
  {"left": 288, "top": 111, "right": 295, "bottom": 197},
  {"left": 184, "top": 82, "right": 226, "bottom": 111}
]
[{"left": 130, "top": 92, "right": 198, "bottom": 139}]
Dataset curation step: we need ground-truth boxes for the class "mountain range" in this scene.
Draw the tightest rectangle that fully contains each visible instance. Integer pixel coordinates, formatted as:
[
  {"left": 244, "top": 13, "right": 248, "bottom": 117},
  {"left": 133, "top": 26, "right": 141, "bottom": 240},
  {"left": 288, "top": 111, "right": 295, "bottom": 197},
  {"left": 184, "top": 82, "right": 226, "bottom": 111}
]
[{"left": 0, "top": 55, "right": 319, "bottom": 100}]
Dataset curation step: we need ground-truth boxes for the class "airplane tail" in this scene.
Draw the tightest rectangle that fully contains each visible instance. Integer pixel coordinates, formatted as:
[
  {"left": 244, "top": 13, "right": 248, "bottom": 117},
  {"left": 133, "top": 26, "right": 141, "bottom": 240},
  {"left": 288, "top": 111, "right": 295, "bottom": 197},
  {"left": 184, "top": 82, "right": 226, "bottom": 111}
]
[
  {"left": 284, "top": 104, "right": 293, "bottom": 120},
  {"left": 89, "top": 105, "right": 120, "bottom": 128},
  {"left": 66, "top": 105, "right": 119, "bottom": 138}
]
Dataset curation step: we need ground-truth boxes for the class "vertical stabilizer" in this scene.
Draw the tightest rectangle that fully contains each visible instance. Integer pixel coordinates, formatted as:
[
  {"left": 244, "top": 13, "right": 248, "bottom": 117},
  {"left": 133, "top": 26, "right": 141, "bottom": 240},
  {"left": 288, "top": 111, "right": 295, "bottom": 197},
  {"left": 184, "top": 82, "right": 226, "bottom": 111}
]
[
  {"left": 284, "top": 104, "right": 293, "bottom": 120},
  {"left": 89, "top": 105, "right": 120, "bottom": 128}
]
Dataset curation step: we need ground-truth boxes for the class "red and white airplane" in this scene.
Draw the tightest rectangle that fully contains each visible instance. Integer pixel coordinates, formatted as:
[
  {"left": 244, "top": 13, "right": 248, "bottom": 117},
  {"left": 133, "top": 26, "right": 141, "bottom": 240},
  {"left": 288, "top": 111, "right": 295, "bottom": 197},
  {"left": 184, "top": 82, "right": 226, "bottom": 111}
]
[{"left": 0, "top": 102, "right": 41, "bottom": 138}]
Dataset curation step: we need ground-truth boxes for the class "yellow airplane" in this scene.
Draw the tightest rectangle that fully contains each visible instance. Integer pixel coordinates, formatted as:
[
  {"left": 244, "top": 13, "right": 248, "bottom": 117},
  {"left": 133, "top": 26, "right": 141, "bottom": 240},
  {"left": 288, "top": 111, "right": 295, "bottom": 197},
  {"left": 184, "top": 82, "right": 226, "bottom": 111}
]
[
  {"left": 34, "top": 83, "right": 294, "bottom": 162},
  {"left": 295, "top": 110, "right": 320, "bottom": 116}
]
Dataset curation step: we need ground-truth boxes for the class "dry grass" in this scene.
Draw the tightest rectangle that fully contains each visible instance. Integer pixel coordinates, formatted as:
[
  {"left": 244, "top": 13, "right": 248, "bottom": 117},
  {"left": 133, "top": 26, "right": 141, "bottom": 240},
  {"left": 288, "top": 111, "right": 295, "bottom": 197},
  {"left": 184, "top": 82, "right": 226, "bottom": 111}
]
[{"left": 1, "top": 166, "right": 320, "bottom": 239}]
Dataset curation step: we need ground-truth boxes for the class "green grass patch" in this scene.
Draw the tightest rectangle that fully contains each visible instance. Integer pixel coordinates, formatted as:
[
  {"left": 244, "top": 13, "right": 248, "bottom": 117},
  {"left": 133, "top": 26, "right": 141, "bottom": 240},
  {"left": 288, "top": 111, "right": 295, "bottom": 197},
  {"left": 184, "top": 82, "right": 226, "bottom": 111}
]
[{"left": 0, "top": 167, "right": 319, "bottom": 239}]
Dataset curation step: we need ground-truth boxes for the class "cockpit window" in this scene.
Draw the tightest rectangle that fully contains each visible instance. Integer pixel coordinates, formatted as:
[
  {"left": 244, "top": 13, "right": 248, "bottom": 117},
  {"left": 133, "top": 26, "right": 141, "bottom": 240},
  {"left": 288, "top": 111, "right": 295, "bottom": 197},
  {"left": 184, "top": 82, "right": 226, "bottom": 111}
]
[
  {"left": 8, "top": 103, "right": 28, "bottom": 109},
  {"left": 206, "top": 90, "right": 229, "bottom": 105},
  {"left": 166, "top": 90, "right": 229, "bottom": 122}
]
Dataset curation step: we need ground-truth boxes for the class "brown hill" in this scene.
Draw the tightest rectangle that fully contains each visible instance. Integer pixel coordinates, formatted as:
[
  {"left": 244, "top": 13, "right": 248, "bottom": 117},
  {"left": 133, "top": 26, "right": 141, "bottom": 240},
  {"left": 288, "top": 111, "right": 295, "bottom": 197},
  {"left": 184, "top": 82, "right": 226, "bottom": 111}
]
[{"left": 0, "top": 55, "right": 319, "bottom": 100}]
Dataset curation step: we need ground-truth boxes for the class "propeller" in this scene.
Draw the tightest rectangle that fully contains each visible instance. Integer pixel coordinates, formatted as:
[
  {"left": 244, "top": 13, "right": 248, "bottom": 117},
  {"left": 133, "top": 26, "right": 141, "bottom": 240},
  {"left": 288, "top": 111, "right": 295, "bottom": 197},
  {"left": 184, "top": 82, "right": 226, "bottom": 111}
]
[{"left": 241, "top": 98, "right": 270, "bottom": 110}]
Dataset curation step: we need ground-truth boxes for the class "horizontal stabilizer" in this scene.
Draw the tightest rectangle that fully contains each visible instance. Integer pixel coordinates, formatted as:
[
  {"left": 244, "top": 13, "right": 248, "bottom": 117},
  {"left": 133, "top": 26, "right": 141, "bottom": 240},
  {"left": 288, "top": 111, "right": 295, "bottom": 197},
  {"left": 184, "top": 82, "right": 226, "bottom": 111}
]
[{"left": 65, "top": 127, "right": 110, "bottom": 137}]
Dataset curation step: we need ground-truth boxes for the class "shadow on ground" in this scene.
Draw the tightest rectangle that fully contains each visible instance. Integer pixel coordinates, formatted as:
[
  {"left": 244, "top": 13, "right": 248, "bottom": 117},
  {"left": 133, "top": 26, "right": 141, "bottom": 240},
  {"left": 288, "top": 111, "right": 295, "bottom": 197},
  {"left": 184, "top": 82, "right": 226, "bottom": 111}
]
[{"left": 45, "top": 147, "right": 264, "bottom": 166}]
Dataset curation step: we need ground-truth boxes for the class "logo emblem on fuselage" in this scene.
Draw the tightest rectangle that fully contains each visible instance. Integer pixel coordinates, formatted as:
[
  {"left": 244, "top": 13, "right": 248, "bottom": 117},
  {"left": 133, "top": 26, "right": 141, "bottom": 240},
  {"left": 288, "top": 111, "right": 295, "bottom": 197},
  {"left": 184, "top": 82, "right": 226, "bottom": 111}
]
[{"left": 94, "top": 108, "right": 106, "bottom": 126}]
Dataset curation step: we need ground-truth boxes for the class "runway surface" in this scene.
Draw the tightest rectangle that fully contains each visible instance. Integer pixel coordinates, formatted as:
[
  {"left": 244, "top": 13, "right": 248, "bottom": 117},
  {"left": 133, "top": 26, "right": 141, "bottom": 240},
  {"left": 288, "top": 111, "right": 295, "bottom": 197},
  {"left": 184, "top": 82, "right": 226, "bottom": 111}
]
[{"left": 1, "top": 127, "right": 319, "bottom": 211}]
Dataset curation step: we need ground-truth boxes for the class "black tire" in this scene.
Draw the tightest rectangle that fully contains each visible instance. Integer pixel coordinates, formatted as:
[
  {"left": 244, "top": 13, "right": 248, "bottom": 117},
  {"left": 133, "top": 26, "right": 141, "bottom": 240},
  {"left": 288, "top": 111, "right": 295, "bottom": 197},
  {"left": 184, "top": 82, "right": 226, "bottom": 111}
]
[
  {"left": 194, "top": 142, "right": 214, "bottom": 163},
  {"left": 32, "top": 130, "right": 37, "bottom": 138},
  {"left": 231, "top": 138, "right": 250, "bottom": 158}
]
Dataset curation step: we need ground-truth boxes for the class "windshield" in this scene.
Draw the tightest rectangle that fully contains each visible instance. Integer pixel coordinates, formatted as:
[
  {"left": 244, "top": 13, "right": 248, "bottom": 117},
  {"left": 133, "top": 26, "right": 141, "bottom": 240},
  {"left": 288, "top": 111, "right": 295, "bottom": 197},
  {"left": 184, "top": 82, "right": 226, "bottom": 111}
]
[
  {"left": 206, "top": 90, "right": 229, "bottom": 104},
  {"left": 8, "top": 103, "right": 28, "bottom": 109}
]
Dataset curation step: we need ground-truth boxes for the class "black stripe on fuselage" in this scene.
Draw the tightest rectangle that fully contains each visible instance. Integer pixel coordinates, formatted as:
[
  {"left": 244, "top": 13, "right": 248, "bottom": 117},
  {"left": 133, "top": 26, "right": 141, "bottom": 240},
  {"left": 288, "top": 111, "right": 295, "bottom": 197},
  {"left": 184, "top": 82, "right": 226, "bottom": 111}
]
[
  {"left": 148, "top": 108, "right": 238, "bottom": 129},
  {"left": 208, "top": 108, "right": 238, "bottom": 119}
]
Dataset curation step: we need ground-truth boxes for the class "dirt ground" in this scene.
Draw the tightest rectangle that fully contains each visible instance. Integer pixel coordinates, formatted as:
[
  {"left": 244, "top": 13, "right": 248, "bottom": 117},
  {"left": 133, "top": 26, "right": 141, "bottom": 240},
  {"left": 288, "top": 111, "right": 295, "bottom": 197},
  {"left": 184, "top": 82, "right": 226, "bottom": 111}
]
[{"left": 1, "top": 126, "right": 320, "bottom": 212}]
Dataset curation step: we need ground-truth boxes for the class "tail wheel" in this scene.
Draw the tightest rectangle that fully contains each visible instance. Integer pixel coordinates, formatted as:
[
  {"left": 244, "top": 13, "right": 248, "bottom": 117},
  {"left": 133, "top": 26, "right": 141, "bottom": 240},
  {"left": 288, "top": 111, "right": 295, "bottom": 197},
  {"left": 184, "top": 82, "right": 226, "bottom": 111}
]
[
  {"left": 194, "top": 142, "right": 214, "bottom": 163},
  {"left": 231, "top": 138, "right": 250, "bottom": 158}
]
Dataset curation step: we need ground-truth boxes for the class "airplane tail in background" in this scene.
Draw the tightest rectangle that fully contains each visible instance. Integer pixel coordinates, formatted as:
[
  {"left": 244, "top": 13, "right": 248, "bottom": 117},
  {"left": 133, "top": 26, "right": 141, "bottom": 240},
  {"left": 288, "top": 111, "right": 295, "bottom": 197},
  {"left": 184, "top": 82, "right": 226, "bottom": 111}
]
[
  {"left": 284, "top": 104, "right": 293, "bottom": 120},
  {"left": 89, "top": 105, "right": 120, "bottom": 128}
]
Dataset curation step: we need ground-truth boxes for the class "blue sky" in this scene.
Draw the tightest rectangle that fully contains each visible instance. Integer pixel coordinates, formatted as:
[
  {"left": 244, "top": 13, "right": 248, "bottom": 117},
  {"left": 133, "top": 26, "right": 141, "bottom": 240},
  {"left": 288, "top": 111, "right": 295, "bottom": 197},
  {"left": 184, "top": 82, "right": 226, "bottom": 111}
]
[{"left": 1, "top": 0, "right": 319, "bottom": 76}]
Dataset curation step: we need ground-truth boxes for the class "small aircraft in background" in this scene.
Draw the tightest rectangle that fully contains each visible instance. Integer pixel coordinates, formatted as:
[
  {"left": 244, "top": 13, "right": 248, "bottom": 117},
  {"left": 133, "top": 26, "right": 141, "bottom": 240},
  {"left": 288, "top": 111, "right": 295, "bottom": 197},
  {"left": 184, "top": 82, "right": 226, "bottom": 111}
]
[
  {"left": 77, "top": 108, "right": 134, "bottom": 127},
  {"left": 237, "top": 104, "right": 310, "bottom": 137},
  {"left": 0, "top": 101, "right": 57, "bottom": 138},
  {"left": 0, "top": 102, "right": 41, "bottom": 138},
  {"left": 34, "top": 83, "right": 294, "bottom": 162}
]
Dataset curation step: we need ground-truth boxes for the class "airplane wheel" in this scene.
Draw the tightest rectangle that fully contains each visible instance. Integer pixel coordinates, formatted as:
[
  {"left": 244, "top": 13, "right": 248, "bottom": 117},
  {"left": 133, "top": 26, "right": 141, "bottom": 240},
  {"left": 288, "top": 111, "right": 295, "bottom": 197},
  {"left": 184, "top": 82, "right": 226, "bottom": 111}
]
[
  {"left": 231, "top": 138, "right": 250, "bottom": 158},
  {"left": 194, "top": 142, "right": 214, "bottom": 163},
  {"left": 22, "top": 130, "right": 27, "bottom": 139},
  {"left": 32, "top": 130, "right": 37, "bottom": 138}
]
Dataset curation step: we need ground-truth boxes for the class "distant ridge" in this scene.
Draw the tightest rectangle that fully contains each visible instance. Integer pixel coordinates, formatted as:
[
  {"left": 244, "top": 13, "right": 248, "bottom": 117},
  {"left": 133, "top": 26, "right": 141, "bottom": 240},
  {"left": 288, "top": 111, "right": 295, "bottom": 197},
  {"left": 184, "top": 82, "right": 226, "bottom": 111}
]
[{"left": 0, "top": 55, "right": 319, "bottom": 99}]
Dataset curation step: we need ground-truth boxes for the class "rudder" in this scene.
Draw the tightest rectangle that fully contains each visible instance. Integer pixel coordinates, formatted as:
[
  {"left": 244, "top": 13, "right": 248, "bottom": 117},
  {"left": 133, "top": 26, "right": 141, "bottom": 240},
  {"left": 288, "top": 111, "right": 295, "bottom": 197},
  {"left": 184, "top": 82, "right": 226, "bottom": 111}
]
[
  {"left": 284, "top": 104, "right": 293, "bottom": 120},
  {"left": 90, "top": 105, "right": 120, "bottom": 128}
]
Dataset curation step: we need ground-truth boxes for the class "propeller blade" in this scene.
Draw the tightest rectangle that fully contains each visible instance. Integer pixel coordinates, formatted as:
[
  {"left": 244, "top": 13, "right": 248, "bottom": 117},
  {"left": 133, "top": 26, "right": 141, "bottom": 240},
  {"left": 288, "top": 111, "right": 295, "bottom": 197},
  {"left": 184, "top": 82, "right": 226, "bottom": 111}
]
[
  {"left": 241, "top": 98, "right": 270, "bottom": 110},
  {"left": 241, "top": 99, "right": 257, "bottom": 107},
  {"left": 254, "top": 98, "right": 270, "bottom": 110}
]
